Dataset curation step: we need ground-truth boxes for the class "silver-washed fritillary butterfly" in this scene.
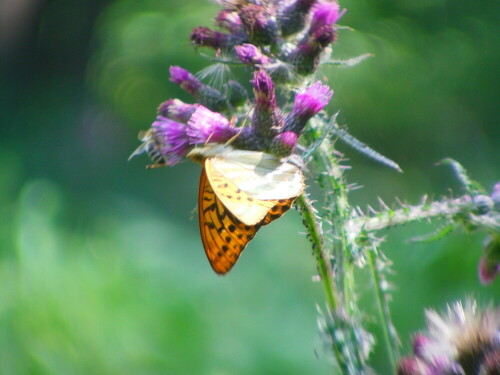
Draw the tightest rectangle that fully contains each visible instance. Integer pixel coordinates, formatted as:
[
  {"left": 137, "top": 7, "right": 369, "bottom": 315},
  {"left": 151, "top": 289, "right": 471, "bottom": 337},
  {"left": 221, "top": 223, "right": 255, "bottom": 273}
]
[{"left": 188, "top": 144, "right": 304, "bottom": 274}]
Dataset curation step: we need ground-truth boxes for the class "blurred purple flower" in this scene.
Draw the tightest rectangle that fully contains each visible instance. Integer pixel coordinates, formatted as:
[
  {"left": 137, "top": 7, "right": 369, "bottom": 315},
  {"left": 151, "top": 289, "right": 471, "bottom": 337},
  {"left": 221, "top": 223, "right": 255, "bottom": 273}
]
[
  {"left": 310, "top": 1, "right": 343, "bottom": 33},
  {"left": 293, "top": 81, "right": 333, "bottom": 117},
  {"left": 169, "top": 66, "right": 202, "bottom": 95},
  {"left": 235, "top": 44, "right": 271, "bottom": 65},
  {"left": 238, "top": 4, "right": 278, "bottom": 45},
  {"left": 191, "top": 26, "right": 233, "bottom": 49},
  {"left": 187, "top": 106, "right": 238, "bottom": 144},
  {"left": 215, "top": 10, "right": 244, "bottom": 34},
  {"left": 158, "top": 99, "right": 199, "bottom": 123},
  {"left": 279, "top": 0, "right": 317, "bottom": 37},
  {"left": 252, "top": 69, "right": 277, "bottom": 110},
  {"left": 251, "top": 70, "right": 283, "bottom": 136},
  {"left": 152, "top": 116, "right": 191, "bottom": 165}
]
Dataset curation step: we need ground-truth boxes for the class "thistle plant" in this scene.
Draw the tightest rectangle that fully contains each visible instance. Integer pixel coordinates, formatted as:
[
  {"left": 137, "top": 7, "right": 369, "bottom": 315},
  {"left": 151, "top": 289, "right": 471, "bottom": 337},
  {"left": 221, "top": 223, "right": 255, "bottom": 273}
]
[{"left": 130, "top": 0, "right": 500, "bottom": 373}]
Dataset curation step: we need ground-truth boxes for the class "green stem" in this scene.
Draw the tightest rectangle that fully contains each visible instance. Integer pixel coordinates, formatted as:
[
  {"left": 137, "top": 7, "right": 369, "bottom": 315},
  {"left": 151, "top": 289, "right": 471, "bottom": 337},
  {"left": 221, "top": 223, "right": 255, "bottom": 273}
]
[
  {"left": 346, "top": 195, "right": 496, "bottom": 236},
  {"left": 296, "top": 195, "right": 337, "bottom": 311},
  {"left": 367, "top": 248, "right": 399, "bottom": 373},
  {"left": 296, "top": 195, "right": 353, "bottom": 372}
]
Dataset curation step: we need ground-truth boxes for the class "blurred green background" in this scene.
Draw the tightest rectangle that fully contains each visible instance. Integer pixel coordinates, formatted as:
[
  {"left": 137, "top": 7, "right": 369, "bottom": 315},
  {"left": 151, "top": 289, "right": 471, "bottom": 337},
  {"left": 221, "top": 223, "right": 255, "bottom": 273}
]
[{"left": 0, "top": 0, "right": 498, "bottom": 373}]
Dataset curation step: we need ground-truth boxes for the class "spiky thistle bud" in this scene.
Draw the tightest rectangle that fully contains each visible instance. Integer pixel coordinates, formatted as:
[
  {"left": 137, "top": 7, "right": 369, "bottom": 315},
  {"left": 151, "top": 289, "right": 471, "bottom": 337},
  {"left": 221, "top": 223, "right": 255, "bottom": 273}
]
[
  {"left": 235, "top": 43, "right": 272, "bottom": 66},
  {"left": 169, "top": 66, "right": 202, "bottom": 95},
  {"left": 271, "top": 131, "right": 298, "bottom": 156},
  {"left": 279, "top": 0, "right": 317, "bottom": 37},
  {"left": 158, "top": 99, "right": 199, "bottom": 123},
  {"left": 293, "top": 25, "right": 335, "bottom": 75},
  {"left": 190, "top": 26, "right": 236, "bottom": 50},
  {"left": 238, "top": 4, "right": 278, "bottom": 46},
  {"left": 215, "top": 10, "right": 245, "bottom": 34},
  {"left": 169, "top": 66, "right": 227, "bottom": 112},
  {"left": 251, "top": 70, "right": 283, "bottom": 137},
  {"left": 284, "top": 81, "right": 333, "bottom": 134}
]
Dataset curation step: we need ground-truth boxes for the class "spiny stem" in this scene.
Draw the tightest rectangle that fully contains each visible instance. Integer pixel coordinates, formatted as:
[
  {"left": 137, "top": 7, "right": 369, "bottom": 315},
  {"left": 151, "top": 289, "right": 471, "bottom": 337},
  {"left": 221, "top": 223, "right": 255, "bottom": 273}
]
[
  {"left": 367, "top": 248, "right": 399, "bottom": 373},
  {"left": 296, "top": 195, "right": 337, "bottom": 310},
  {"left": 296, "top": 195, "right": 352, "bottom": 372},
  {"left": 347, "top": 195, "right": 481, "bottom": 236}
]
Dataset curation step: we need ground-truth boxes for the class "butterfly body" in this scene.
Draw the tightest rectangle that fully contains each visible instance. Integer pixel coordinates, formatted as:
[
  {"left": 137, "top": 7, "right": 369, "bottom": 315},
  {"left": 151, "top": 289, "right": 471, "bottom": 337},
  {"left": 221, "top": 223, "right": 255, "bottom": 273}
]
[{"left": 188, "top": 144, "right": 304, "bottom": 274}]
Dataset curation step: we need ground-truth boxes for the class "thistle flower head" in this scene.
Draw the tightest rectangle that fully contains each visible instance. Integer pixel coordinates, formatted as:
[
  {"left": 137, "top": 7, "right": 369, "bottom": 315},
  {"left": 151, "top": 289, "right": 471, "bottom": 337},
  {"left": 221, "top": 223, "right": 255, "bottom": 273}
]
[
  {"left": 158, "top": 99, "right": 200, "bottom": 123},
  {"left": 284, "top": 81, "right": 333, "bottom": 134},
  {"left": 215, "top": 10, "right": 244, "bottom": 33},
  {"left": 235, "top": 43, "right": 272, "bottom": 65},
  {"left": 310, "top": 1, "right": 342, "bottom": 33},
  {"left": 293, "top": 81, "right": 333, "bottom": 118},
  {"left": 398, "top": 300, "right": 500, "bottom": 374},
  {"left": 150, "top": 116, "right": 191, "bottom": 165},
  {"left": 251, "top": 69, "right": 283, "bottom": 137},
  {"left": 279, "top": 0, "right": 317, "bottom": 37},
  {"left": 238, "top": 4, "right": 278, "bottom": 45},
  {"left": 271, "top": 131, "right": 298, "bottom": 156},
  {"left": 190, "top": 26, "right": 233, "bottom": 49},
  {"left": 169, "top": 66, "right": 202, "bottom": 95},
  {"left": 252, "top": 69, "right": 277, "bottom": 110},
  {"left": 290, "top": 25, "right": 336, "bottom": 75},
  {"left": 187, "top": 106, "right": 237, "bottom": 144}
]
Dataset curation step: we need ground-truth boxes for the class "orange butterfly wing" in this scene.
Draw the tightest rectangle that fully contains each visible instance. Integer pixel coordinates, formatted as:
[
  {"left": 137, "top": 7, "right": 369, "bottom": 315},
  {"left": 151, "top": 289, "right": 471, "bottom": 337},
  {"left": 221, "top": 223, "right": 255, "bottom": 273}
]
[{"left": 198, "top": 168, "right": 295, "bottom": 274}]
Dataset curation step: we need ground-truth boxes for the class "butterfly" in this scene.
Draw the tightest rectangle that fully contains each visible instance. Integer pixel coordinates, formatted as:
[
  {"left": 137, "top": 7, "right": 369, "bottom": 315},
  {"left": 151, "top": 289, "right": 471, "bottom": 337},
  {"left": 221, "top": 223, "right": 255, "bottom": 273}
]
[{"left": 188, "top": 144, "right": 304, "bottom": 274}]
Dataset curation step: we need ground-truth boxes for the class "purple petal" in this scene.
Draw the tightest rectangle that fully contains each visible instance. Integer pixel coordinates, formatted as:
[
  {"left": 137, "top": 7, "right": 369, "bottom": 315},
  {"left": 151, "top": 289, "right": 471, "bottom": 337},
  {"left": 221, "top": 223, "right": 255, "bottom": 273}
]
[
  {"left": 187, "top": 106, "right": 236, "bottom": 144},
  {"left": 293, "top": 81, "right": 333, "bottom": 118}
]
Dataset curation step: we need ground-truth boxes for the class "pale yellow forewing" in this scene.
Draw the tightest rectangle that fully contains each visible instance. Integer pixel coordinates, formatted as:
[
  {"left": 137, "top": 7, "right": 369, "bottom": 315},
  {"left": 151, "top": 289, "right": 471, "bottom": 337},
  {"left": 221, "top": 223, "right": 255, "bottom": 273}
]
[
  {"left": 209, "top": 148, "right": 304, "bottom": 200},
  {"left": 204, "top": 158, "right": 278, "bottom": 225}
]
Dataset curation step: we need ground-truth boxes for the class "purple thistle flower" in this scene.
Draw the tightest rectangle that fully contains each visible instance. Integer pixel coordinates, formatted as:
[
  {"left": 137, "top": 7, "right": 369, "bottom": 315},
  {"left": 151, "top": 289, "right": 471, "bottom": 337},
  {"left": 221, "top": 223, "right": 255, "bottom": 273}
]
[
  {"left": 235, "top": 44, "right": 272, "bottom": 65},
  {"left": 279, "top": 0, "right": 317, "bottom": 37},
  {"left": 289, "top": 25, "right": 336, "bottom": 75},
  {"left": 271, "top": 131, "right": 298, "bottom": 156},
  {"left": 252, "top": 69, "right": 277, "bottom": 110},
  {"left": 215, "top": 10, "right": 244, "bottom": 34},
  {"left": 187, "top": 106, "right": 238, "bottom": 144},
  {"left": 310, "top": 1, "right": 343, "bottom": 34},
  {"left": 284, "top": 81, "right": 332, "bottom": 134},
  {"left": 169, "top": 66, "right": 227, "bottom": 112},
  {"left": 169, "top": 66, "right": 202, "bottom": 95},
  {"left": 152, "top": 116, "right": 191, "bottom": 165},
  {"left": 238, "top": 4, "right": 278, "bottom": 45},
  {"left": 158, "top": 99, "right": 200, "bottom": 123},
  {"left": 190, "top": 26, "right": 235, "bottom": 50},
  {"left": 293, "top": 81, "right": 333, "bottom": 117}
]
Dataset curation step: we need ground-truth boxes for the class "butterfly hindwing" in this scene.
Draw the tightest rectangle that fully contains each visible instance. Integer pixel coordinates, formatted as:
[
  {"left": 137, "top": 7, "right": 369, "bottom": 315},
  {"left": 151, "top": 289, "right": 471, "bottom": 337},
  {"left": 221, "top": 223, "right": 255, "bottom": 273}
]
[{"left": 198, "top": 168, "right": 261, "bottom": 274}]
